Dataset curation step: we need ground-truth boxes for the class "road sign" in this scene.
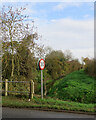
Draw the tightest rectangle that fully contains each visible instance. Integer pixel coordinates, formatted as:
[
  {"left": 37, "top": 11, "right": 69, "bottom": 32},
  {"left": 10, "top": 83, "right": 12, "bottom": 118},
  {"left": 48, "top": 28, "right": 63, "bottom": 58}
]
[
  {"left": 39, "top": 59, "right": 45, "bottom": 99},
  {"left": 39, "top": 59, "right": 45, "bottom": 70}
]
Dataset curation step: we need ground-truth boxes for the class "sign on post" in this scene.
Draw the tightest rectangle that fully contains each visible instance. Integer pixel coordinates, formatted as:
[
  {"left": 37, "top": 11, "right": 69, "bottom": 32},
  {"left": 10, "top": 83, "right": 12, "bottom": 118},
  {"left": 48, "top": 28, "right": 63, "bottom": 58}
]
[
  {"left": 39, "top": 59, "right": 45, "bottom": 99},
  {"left": 39, "top": 59, "right": 45, "bottom": 70}
]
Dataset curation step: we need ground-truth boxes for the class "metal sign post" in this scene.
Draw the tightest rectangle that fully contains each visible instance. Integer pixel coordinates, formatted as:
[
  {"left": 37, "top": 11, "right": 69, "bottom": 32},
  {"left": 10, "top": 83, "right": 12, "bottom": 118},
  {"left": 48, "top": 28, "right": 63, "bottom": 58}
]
[
  {"left": 39, "top": 59, "right": 45, "bottom": 99},
  {"left": 41, "top": 70, "right": 43, "bottom": 99}
]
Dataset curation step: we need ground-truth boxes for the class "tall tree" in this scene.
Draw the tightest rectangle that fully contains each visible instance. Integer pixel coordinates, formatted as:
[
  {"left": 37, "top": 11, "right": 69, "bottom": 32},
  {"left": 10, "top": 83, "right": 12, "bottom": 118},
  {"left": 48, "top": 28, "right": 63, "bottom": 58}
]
[{"left": 0, "top": 6, "right": 38, "bottom": 81}]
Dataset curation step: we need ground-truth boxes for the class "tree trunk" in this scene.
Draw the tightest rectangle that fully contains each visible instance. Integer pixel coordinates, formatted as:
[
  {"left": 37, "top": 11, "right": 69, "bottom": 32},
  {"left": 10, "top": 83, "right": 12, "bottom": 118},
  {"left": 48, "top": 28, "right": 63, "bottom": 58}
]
[
  {"left": 10, "top": 31, "right": 14, "bottom": 82},
  {"left": 11, "top": 52, "right": 14, "bottom": 80},
  {"left": 17, "top": 55, "right": 20, "bottom": 76}
]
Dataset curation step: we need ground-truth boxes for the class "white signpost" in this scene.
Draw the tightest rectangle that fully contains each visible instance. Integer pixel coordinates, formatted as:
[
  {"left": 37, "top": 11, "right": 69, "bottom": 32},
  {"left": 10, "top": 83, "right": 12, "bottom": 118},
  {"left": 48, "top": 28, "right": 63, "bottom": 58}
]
[{"left": 39, "top": 59, "right": 45, "bottom": 99}]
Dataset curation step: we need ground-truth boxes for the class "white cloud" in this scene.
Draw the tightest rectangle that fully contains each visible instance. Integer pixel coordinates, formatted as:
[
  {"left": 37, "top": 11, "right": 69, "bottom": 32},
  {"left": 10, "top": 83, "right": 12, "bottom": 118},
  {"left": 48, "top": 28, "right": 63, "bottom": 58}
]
[
  {"left": 71, "top": 48, "right": 94, "bottom": 61},
  {"left": 83, "top": 14, "right": 90, "bottom": 19},
  {"left": 53, "top": 2, "right": 82, "bottom": 11},
  {"left": 34, "top": 18, "right": 94, "bottom": 61}
]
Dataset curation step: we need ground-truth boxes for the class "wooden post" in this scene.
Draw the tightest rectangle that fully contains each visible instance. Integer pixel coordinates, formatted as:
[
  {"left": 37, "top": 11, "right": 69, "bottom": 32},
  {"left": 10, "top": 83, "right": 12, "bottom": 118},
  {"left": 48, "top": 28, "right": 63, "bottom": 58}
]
[
  {"left": 33, "top": 82, "right": 34, "bottom": 94},
  {"left": 5, "top": 79, "right": 8, "bottom": 96},
  {"left": 29, "top": 80, "right": 34, "bottom": 99}
]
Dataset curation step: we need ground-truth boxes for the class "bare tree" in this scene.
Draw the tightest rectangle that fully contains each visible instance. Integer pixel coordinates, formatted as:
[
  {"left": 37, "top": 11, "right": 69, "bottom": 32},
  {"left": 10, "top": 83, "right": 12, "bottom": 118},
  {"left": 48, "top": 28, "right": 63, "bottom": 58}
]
[
  {"left": 0, "top": 6, "right": 38, "bottom": 81},
  {"left": 64, "top": 49, "right": 73, "bottom": 61}
]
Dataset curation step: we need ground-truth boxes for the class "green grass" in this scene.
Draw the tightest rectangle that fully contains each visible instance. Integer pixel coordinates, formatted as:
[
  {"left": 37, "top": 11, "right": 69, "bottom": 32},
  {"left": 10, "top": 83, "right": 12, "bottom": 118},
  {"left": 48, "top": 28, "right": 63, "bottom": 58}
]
[
  {"left": 2, "top": 70, "right": 95, "bottom": 113},
  {"left": 2, "top": 96, "right": 95, "bottom": 113},
  {"left": 48, "top": 69, "right": 95, "bottom": 103}
]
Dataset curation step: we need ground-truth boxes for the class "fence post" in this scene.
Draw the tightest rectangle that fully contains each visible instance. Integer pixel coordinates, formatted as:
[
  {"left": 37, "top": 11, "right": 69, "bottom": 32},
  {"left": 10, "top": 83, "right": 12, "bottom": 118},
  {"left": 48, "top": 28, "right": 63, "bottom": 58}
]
[
  {"left": 29, "top": 80, "right": 34, "bottom": 99},
  {"left": 33, "top": 82, "right": 34, "bottom": 94},
  {"left": 5, "top": 79, "right": 8, "bottom": 96}
]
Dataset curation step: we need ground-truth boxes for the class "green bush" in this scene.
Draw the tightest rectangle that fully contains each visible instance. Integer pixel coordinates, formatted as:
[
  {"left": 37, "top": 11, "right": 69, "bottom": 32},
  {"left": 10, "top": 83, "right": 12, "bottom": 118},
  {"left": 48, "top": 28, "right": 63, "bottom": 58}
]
[{"left": 48, "top": 70, "right": 95, "bottom": 104}]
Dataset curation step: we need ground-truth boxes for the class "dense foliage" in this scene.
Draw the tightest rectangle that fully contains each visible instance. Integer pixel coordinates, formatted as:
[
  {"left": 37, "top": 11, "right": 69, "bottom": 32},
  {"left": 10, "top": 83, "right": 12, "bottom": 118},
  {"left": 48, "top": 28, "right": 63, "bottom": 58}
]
[
  {"left": 83, "top": 57, "right": 96, "bottom": 77},
  {"left": 45, "top": 50, "right": 82, "bottom": 80},
  {"left": 48, "top": 70, "right": 95, "bottom": 104}
]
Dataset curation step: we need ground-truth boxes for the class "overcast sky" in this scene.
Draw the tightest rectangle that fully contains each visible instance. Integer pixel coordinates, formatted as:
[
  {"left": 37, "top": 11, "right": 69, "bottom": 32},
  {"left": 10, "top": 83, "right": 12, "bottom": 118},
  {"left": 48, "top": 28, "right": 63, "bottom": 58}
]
[{"left": 1, "top": 1, "right": 94, "bottom": 62}]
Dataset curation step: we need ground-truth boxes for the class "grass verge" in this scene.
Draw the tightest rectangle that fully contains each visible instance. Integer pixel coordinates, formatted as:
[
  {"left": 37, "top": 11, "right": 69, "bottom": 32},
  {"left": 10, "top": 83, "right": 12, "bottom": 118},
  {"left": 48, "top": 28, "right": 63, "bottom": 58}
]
[{"left": 2, "top": 95, "right": 95, "bottom": 114}]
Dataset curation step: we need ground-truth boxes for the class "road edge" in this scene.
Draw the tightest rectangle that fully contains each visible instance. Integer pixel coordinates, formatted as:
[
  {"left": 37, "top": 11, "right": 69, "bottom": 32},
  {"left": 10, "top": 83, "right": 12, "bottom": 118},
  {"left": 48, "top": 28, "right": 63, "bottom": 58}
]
[{"left": 2, "top": 106, "right": 95, "bottom": 116}]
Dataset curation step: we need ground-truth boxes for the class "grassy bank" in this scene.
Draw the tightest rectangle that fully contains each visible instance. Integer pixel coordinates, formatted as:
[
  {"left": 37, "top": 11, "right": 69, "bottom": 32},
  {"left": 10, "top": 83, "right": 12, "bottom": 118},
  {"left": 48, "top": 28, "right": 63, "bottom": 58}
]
[
  {"left": 2, "top": 96, "right": 95, "bottom": 113},
  {"left": 48, "top": 69, "right": 95, "bottom": 103}
]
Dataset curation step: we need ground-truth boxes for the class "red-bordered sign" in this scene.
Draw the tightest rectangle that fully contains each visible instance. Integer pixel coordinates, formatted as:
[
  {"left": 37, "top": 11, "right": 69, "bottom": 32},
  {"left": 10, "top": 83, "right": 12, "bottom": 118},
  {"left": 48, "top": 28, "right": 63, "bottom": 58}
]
[{"left": 39, "top": 59, "right": 45, "bottom": 70}]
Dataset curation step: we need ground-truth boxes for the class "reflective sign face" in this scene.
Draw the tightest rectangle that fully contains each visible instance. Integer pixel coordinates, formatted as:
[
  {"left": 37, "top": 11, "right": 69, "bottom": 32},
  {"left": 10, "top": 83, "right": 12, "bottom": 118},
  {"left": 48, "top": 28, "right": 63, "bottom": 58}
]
[{"left": 39, "top": 59, "right": 45, "bottom": 70}]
